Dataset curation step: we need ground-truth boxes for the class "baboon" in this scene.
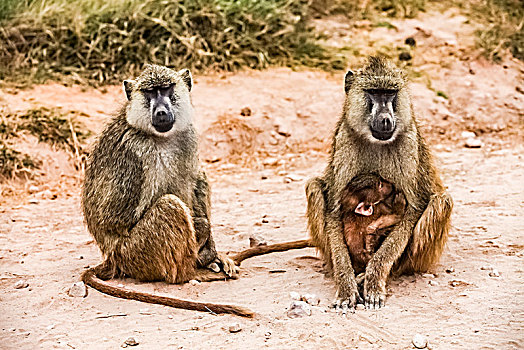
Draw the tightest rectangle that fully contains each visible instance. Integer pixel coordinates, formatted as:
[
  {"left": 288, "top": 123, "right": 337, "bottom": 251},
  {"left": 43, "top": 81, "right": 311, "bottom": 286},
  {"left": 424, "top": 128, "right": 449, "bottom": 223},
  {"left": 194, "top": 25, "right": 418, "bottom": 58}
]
[
  {"left": 82, "top": 64, "right": 253, "bottom": 317},
  {"left": 340, "top": 174, "right": 406, "bottom": 275},
  {"left": 306, "top": 56, "right": 453, "bottom": 309}
]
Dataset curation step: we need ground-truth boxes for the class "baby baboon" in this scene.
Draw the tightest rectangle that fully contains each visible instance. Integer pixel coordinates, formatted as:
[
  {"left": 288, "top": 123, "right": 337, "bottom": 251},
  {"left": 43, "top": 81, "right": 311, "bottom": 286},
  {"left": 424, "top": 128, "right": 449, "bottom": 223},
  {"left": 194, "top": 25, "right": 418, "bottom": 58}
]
[
  {"left": 306, "top": 56, "right": 453, "bottom": 309},
  {"left": 82, "top": 65, "right": 253, "bottom": 317},
  {"left": 340, "top": 174, "right": 406, "bottom": 275}
]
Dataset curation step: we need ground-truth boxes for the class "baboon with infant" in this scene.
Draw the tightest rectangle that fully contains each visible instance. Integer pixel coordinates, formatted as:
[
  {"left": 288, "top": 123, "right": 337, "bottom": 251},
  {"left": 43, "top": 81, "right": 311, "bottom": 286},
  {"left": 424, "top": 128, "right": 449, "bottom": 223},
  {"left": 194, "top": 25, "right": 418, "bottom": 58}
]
[
  {"left": 306, "top": 56, "right": 453, "bottom": 309},
  {"left": 82, "top": 65, "right": 253, "bottom": 317}
]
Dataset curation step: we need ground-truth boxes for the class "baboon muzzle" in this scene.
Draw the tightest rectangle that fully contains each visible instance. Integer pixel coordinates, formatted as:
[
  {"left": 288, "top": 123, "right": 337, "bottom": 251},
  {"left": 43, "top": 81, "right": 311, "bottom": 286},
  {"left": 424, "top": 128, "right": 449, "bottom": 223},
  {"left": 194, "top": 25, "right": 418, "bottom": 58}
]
[
  {"left": 370, "top": 113, "right": 396, "bottom": 141},
  {"left": 152, "top": 105, "right": 174, "bottom": 133}
]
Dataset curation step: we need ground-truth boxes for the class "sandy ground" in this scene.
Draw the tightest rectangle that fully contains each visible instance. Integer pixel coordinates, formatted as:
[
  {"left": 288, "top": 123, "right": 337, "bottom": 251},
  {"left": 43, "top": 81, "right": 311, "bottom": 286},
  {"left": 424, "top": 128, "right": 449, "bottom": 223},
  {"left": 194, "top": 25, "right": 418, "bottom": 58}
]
[{"left": 1, "top": 8, "right": 523, "bottom": 350}]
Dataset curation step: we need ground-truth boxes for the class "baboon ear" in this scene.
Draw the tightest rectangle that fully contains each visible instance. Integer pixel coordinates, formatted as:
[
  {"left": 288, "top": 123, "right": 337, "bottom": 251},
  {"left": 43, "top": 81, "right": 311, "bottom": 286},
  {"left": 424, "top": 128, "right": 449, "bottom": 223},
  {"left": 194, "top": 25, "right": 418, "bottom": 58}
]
[
  {"left": 123, "top": 80, "right": 135, "bottom": 100},
  {"left": 344, "top": 70, "right": 354, "bottom": 94},
  {"left": 179, "top": 69, "right": 193, "bottom": 92}
]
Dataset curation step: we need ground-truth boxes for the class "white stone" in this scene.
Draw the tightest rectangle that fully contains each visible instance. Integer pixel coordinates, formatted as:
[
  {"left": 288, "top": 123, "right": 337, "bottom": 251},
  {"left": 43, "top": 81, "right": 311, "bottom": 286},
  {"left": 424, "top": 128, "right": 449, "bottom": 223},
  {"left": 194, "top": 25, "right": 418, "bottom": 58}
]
[
  {"left": 489, "top": 269, "right": 500, "bottom": 277},
  {"left": 287, "top": 300, "right": 312, "bottom": 318},
  {"left": 68, "top": 281, "right": 87, "bottom": 297},
  {"left": 412, "top": 333, "right": 428, "bottom": 348},
  {"left": 301, "top": 293, "right": 320, "bottom": 306},
  {"left": 28, "top": 185, "right": 39, "bottom": 194},
  {"left": 14, "top": 280, "right": 29, "bottom": 289},
  {"left": 228, "top": 323, "right": 242, "bottom": 333},
  {"left": 461, "top": 131, "right": 476, "bottom": 139},
  {"left": 465, "top": 137, "right": 482, "bottom": 148},
  {"left": 189, "top": 279, "right": 200, "bottom": 286}
]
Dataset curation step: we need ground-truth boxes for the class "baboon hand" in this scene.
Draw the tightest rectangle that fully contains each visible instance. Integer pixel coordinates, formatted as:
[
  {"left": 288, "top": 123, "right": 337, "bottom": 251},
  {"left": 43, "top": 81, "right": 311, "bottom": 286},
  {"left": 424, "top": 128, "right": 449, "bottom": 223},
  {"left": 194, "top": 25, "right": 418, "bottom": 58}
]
[
  {"left": 215, "top": 252, "right": 239, "bottom": 278},
  {"left": 364, "top": 273, "right": 386, "bottom": 309}
]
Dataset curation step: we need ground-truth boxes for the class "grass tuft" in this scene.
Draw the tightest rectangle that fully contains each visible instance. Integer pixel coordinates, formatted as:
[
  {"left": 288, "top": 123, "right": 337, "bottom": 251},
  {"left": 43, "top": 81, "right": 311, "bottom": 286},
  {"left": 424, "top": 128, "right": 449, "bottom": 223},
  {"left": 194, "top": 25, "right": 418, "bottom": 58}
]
[{"left": 0, "top": 0, "right": 345, "bottom": 85}]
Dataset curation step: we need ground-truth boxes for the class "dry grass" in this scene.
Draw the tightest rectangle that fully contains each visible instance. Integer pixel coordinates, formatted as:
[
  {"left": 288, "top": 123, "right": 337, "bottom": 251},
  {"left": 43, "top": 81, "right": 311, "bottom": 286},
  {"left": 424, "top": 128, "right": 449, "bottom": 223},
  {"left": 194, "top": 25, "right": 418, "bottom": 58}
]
[
  {"left": 0, "top": 0, "right": 345, "bottom": 85},
  {"left": 0, "top": 107, "right": 90, "bottom": 179}
]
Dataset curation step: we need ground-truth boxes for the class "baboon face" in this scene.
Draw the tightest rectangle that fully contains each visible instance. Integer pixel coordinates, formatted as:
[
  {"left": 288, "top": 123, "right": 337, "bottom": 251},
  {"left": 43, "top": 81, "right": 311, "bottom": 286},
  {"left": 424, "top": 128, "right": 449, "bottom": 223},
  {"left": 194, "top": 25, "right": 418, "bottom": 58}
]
[
  {"left": 124, "top": 65, "right": 193, "bottom": 136},
  {"left": 364, "top": 89, "right": 398, "bottom": 141},
  {"left": 344, "top": 57, "right": 410, "bottom": 144}
]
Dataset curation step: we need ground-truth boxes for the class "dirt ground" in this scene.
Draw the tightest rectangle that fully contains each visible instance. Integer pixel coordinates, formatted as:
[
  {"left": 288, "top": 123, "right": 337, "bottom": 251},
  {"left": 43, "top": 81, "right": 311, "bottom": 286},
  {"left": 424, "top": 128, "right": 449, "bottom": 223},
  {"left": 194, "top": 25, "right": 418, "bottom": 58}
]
[{"left": 1, "top": 8, "right": 523, "bottom": 350}]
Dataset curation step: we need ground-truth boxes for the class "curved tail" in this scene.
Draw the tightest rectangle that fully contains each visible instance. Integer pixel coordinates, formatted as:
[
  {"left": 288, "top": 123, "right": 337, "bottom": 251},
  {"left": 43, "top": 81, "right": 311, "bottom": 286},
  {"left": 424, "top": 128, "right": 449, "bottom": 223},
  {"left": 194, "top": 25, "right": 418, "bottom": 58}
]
[{"left": 82, "top": 264, "right": 254, "bottom": 318}]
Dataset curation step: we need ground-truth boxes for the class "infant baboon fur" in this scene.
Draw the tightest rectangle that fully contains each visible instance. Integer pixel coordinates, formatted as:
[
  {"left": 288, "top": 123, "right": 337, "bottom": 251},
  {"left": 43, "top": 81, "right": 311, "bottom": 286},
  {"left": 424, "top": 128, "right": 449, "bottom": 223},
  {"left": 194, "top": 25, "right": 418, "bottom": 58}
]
[
  {"left": 340, "top": 174, "right": 406, "bottom": 275},
  {"left": 306, "top": 56, "right": 453, "bottom": 309},
  {"left": 82, "top": 65, "right": 252, "bottom": 317}
]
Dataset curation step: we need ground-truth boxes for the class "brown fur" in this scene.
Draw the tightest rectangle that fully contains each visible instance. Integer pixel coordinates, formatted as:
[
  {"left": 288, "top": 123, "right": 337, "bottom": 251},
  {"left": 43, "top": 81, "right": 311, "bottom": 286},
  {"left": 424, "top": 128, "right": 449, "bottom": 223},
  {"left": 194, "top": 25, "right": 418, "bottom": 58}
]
[
  {"left": 82, "top": 65, "right": 252, "bottom": 317},
  {"left": 340, "top": 174, "right": 406, "bottom": 274},
  {"left": 305, "top": 56, "right": 453, "bottom": 308}
]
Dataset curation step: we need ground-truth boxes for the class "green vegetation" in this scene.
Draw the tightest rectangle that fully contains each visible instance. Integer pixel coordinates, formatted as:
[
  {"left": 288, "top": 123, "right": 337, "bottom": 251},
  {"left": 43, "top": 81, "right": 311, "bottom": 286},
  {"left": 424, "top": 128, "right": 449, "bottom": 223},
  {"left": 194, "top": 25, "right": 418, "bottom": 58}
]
[
  {"left": 0, "top": 0, "right": 345, "bottom": 85},
  {"left": 436, "top": 90, "right": 448, "bottom": 99}
]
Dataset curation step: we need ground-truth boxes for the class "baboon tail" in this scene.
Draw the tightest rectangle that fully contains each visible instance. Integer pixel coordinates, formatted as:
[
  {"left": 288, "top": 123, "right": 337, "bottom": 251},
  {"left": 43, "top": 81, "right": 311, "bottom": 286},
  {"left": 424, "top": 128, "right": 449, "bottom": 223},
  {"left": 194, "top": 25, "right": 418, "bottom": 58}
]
[
  {"left": 82, "top": 263, "right": 255, "bottom": 318},
  {"left": 233, "top": 239, "right": 314, "bottom": 265}
]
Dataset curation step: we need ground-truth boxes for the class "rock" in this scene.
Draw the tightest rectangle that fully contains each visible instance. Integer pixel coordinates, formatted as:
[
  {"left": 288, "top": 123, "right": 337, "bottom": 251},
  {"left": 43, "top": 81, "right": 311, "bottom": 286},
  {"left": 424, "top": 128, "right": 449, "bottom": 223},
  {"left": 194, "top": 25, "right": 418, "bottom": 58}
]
[
  {"left": 284, "top": 174, "right": 303, "bottom": 183},
  {"left": 422, "top": 273, "right": 435, "bottom": 278},
  {"left": 301, "top": 293, "right": 320, "bottom": 306},
  {"left": 228, "top": 323, "right": 242, "bottom": 333},
  {"left": 399, "top": 52, "right": 412, "bottom": 61},
  {"left": 122, "top": 337, "right": 139, "bottom": 347},
  {"left": 489, "top": 269, "right": 500, "bottom": 277},
  {"left": 189, "top": 279, "right": 200, "bottom": 286},
  {"left": 287, "top": 300, "right": 312, "bottom": 318},
  {"left": 240, "top": 107, "right": 252, "bottom": 117},
  {"left": 249, "top": 234, "right": 267, "bottom": 247},
  {"left": 461, "top": 131, "right": 476, "bottom": 139},
  {"left": 289, "top": 291, "right": 301, "bottom": 301},
  {"left": 445, "top": 267, "right": 455, "bottom": 273},
  {"left": 14, "top": 280, "right": 29, "bottom": 289},
  {"left": 428, "top": 280, "right": 439, "bottom": 286},
  {"left": 405, "top": 37, "right": 416, "bottom": 46},
  {"left": 412, "top": 334, "right": 428, "bottom": 348},
  {"left": 465, "top": 137, "right": 482, "bottom": 148},
  {"left": 28, "top": 185, "right": 39, "bottom": 194},
  {"left": 480, "top": 265, "right": 493, "bottom": 271},
  {"left": 68, "top": 281, "right": 87, "bottom": 297},
  {"left": 262, "top": 157, "right": 279, "bottom": 166},
  {"left": 28, "top": 198, "right": 39, "bottom": 205}
]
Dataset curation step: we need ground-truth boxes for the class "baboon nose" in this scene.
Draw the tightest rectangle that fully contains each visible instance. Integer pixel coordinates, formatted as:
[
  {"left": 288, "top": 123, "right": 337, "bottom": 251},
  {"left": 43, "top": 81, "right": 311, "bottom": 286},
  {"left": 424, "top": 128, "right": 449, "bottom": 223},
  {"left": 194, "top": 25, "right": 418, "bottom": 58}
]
[{"left": 152, "top": 109, "right": 174, "bottom": 133}]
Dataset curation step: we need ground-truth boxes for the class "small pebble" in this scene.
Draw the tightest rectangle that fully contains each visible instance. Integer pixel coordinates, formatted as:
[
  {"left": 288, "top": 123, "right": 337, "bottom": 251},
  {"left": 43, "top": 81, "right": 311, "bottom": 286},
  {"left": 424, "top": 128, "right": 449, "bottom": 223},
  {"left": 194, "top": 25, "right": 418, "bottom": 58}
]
[
  {"left": 445, "top": 267, "right": 455, "bottom": 273},
  {"left": 489, "top": 269, "right": 500, "bottom": 277},
  {"left": 122, "top": 337, "right": 139, "bottom": 347},
  {"left": 480, "top": 265, "right": 493, "bottom": 271},
  {"left": 240, "top": 107, "right": 252, "bottom": 117},
  {"left": 189, "top": 279, "right": 200, "bottom": 286},
  {"left": 262, "top": 157, "right": 279, "bottom": 166},
  {"left": 412, "top": 333, "right": 428, "bottom": 349},
  {"left": 405, "top": 37, "right": 416, "bottom": 46},
  {"left": 284, "top": 174, "right": 303, "bottom": 182},
  {"left": 465, "top": 137, "right": 482, "bottom": 148},
  {"left": 422, "top": 273, "right": 435, "bottom": 278},
  {"left": 461, "top": 131, "right": 476, "bottom": 139},
  {"left": 301, "top": 293, "right": 320, "bottom": 306},
  {"left": 68, "top": 281, "right": 87, "bottom": 297},
  {"left": 399, "top": 52, "right": 412, "bottom": 61},
  {"left": 28, "top": 185, "right": 39, "bottom": 193},
  {"left": 249, "top": 234, "right": 267, "bottom": 247},
  {"left": 428, "top": 280, "right": 439, "bottom": 286},
  {"left": 28, "top": 198, "right": 39, "bottom": 204},
  {"left": 14, "top": 280, "right": 29, "bottom": 289},
  {"left": 228, "top": 323, "right": 242, "bottom": 333},
  {"left": 287, "top": 300, "right": 312, "bottom": 318}
]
